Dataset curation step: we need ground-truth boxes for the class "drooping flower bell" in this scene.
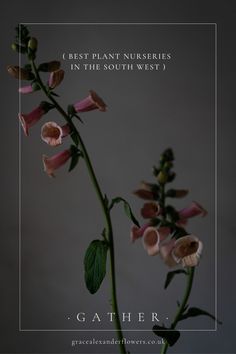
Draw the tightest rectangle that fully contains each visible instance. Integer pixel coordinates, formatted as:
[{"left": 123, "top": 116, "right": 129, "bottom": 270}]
[
  {"left": 41, "top": 121, "right": 71, "bottom": 146},
  {"left": 38, "top": 61, "right": 61, "bottom": 72},
  {"left": 19, "top": 82, "right": 40, "bottom": 94},
  {"left": 165, "top": 189, "right": 189, "bottom": 198},
  {"left": 48, "top": 69, "right": 65, "bottom": 89},
  {"left": 160, "top": 235, "right": 203, "bottom": 268},
  {"left": 73, "top": 90, "right": 107, "bottom": 113},
  {"left": 177, "top": 201, "right": 207, "bottom": 226},
  {"left": 160, "top": 239, "right": 177, "bottom": 267},
  {"left": 130, "top": 223, "right": 150, "bottom": 243},
  {"left": 133, "top": 181, "right": 159, "bottom": 200},
  {"left": 19, "top": 85, "right": 34, "bottom": 94},
  {"left": 18, "top": 101, "right": 54, "bottom": 136},
  {"left": 143, "top": 226, "right": 170, "bottom": 256},
  {"left": 172, "top": 235, "right": 203, "bottom": 267},
  {"left": 7, "top": 65, "right": 33, "bottom": 80},
  {"left": 43, "top": 149, "right": 72, "bottom": 177},
  {"left": 141, "top": 202, "right": 160, "bottom": 219}
]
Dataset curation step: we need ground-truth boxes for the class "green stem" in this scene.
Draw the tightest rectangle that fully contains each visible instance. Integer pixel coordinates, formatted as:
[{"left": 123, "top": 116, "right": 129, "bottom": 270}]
[
  {"left": 160, "top": 267, "right": 195, "bottom": 354},
  {"left": 159, "top": 183, "right": 166, "bottom": 221},
  {"left": 31, "top": 61, "right": 127, "bottom": 354}
]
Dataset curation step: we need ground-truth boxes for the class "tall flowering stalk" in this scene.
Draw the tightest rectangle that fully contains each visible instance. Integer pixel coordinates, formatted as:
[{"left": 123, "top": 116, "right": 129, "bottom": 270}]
[
  {"left": 132, "top": 148, "right": 220, "bottom": 353},
  {"left": 8, "top": 24, "right": 135, "bottom": 354}
]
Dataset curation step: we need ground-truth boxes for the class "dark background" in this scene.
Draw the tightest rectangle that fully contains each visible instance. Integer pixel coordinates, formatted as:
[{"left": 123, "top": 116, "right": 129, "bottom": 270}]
[{"left": 0, "top": 0, "right": 235, "bottom": 353}]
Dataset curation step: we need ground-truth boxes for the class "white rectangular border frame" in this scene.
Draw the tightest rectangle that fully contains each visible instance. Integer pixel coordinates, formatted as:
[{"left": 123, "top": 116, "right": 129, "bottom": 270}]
[{"left": 18, "top": 22, "right": 217, "bottom": 332}]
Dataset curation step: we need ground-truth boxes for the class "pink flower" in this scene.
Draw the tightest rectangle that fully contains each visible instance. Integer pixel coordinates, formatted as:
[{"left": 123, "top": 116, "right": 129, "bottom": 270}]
[
  {"left": 143, "top": 226, "right": 170, "bottom": 256},
  {"left": 160, "top": 239, "right": 177, "bottom": 267},
  {"left": 19, "top": 105, "right": 45, "bottom": 136},
  {"left": 141, "top": 202, "right": 160, "bottom": 219},
  {"left": 48, "top": 69, "right": 65, "bottom": 89},
  {"left": 19, "top": 85, "right": 34, "bottom": 94},
  {"left": 43, "top": 149, "right": 71, "bottom": 177},
  {"left": 7, "top": 65, "right": 33, "bottom": 80},
  {"left": 177, "top": 201, "right": 207, "bottom": 226},
  {"left": 172, "top": 235, "right": 203, "bottom": 267},
  {"left": 41, "top": 121, "right": 71, "bottom": 146},
  {"left": 73, "top": 90, "right": 107, "bottom": 112},
  {"left": 133, "top": 181, "right": 159, "bottom": 200},
  {"left": 130, "top": 223, "right": 150, "bottom": 243}
]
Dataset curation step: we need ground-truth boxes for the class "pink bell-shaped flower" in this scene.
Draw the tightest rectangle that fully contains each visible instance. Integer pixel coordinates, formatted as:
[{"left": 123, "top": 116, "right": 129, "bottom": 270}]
[
  {"left": 43, "top": 149, "right": 71, "bottom": 177},
  {"left": 177, "top": 201, "right": 207, "bottom": 227},
  {"left": 48, "top": 69, "right": 65, "bottom": 89},
  {"left": 133, "top": 181, "right": 159, "bottom": 200},
  {"left": 19, "top": 102, "right": 53, "bottom": 136},
  {"left": 19, "top": 105, "right": 45, "bottom": 136},
  {"left": 19, "top": 85, "right": 34, "bottom": 94},
  {"left": 130, "top": 223, "right": 150, "bottom": 243},
  {"left": 41, "top": 121, "right": 71, "bottom": 146},
  {"left": 141, "top": 202, "right": 160, "bottom": 219},
  {"left": 172, "top": 235, "right": 203, "bottom": 267},
  {"left": 73, "top": 90, "right": 107, "bottom": 113},
  {"left": 143, "top": 226, "right": 170, "bottom": 256},
  {"left": 160, "top": 239, "right": 177, "bottom": 267}
]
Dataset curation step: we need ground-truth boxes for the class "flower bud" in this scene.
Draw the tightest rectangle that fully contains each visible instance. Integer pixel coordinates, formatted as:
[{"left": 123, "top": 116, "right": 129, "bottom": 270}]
[
  {"left": 157, "top": 171, "right": 168, "bottom": 184},
  {"left": 141, "top": 202, "right": 160, "bottom": 219},
  {"left": 38, "top": 61, "right": 61, "bottom": 72},
  {"left": 7, "top": 65, "right": 33, "bottom": 80},
  {"left": 167, "top": 171, "right": 176, "bottom": 182},
  {"left": 163, "top": 161, "right": 173, "bottom": 171},
  {"left": 133, "top": 181, "right": 159, "bottom": 200},
  {"left": 161, "top": 148, "right": 174, "bottom": 162},
  {"left": 11, "top": 43, "right": 27, "bottom": 53},
  {"left": 166, "top": 189, "right": 189, "bottom": 198},
  {"left": 11, "top": 43, "right": 18, "bottom": 51},
  {"left": 28, "top": 37, "right": 38, "bottom": 52},
  {"left": 48, "top": 69, "right": 65, "bottom": 89}
]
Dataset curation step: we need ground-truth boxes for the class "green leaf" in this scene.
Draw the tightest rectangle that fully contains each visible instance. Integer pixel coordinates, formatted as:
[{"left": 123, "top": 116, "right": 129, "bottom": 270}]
[
  {"left": 70, "top": 131, "right": 80, "bottom": 146},
  {"left": 152, "top": 165, "right": 160, "bottom": 177},
  {"left": 104, "top": 194, "right": 109, "bottom": 208},
  {"left": 101, "top": 228, "right": 108, "bottom": 240},
  {"left": 84, "top": 240, "right": 109, "bottom": 294},
  {"left": 40, "top": 101, "right": 55, "bottom": 113},
  {"left": 68, "top": 145, "right": 80, "bottom": 172},
  {"left": 179, "top": 307, "right": 222, "bottom": 324},
  {"left": 172, "top": 227, "right": 187, "bottom": 239},
  {"left": 50, "top": 91, "right": 60, "bottom": 97},
  {"left": 153, "top": 325, "right": 180, "bottom": 346},
  {"left": 68, "top": 153, "right": 80, "bottom": 172},
  {"left": 109, "top": 197, "right": 140, "bottom": 227},
  {"left": 167, "top": 172, "right": 176, "bottom": 183},
  {"left": 74, "top": 113, "right": 84, "bottom": 123},
  {"left": 164, "top": 269, "right": 187, "bottom": 289},
  {"left": 67, "top": 104, "right": 76, "bottom": 117},
  {"left": 150, "top": 217, "right": 162, "bottom": 227},
  {"left": 165, "top": 205, "right": 179, "bottom": 223},
  {"left": 24, "top": 63, "right": 32, "bottom": 71}
]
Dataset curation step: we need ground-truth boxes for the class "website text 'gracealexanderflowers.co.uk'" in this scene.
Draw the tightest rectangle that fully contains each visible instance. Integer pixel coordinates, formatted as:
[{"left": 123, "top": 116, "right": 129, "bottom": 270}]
[{"left": 71, "top": 337, "right": 164, "bottom": 347}]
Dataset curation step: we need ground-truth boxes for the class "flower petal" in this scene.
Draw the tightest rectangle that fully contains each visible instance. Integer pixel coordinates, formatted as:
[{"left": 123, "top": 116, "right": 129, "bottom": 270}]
[{"left": 143, "top": 227, "right": 160, "bottom": 256}]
